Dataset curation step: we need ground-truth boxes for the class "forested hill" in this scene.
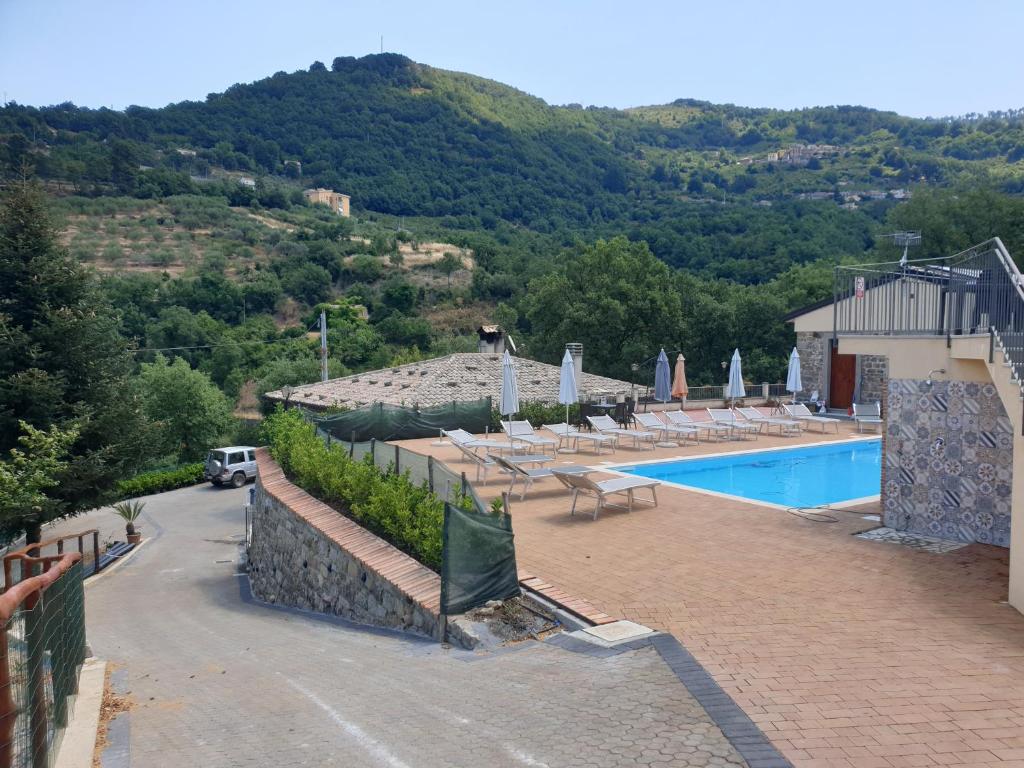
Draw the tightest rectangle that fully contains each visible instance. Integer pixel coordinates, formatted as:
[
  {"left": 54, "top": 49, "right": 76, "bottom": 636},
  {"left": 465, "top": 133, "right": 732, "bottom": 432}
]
[{"left": 3, "top": 53, "right": 1024, "bottom": 279}]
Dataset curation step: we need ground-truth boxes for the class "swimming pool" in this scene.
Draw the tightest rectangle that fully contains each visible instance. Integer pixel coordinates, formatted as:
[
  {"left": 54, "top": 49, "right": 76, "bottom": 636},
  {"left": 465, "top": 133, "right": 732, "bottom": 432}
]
[{"left": 616, "top": 439, "right": 881, "bottom": 509}]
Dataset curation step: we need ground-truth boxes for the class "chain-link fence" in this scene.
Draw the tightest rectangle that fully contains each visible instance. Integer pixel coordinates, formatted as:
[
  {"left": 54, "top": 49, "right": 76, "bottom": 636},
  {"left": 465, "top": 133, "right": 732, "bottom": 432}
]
[{"left": 0, "top": 553, "right": 86, "bottom": 768}]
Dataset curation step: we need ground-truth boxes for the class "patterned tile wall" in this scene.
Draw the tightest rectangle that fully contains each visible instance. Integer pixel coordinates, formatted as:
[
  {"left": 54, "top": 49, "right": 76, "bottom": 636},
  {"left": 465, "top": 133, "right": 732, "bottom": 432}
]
[{"left": 884, "top": 378, "right": 1013, "bottom": 547}]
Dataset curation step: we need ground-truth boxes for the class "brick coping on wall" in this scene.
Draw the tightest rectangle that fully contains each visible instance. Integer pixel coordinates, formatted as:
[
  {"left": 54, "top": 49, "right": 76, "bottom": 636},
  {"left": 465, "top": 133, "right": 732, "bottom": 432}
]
[
  {"left": 255, "top": 448, "right": 621, "bottom": 629},
  {"left": 254, "top": 448, "right": 442, "bottom": 615}
]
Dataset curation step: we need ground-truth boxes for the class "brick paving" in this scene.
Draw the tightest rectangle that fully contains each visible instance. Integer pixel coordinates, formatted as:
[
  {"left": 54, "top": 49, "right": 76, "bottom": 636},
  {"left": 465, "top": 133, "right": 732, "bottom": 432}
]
[
  {"left": 402, "top": 422, "right": 1024, "bottom": 768},
  {"left": 56, "top": 484, "right": 750, "bottom": 767}
]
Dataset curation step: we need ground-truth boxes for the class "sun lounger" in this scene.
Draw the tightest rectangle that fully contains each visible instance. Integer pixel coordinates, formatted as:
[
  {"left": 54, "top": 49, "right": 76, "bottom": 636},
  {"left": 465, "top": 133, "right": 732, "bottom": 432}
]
[
  {"left": 632, "top": 412, "right": 699, "bottom": 444},
  {"left": 663, "top": 410, "right": 731, "bottom": 440},
  {"left": 586, "top": 414, "right": 656, "bottom": 450},
  {"left": 500, "top": 420, "right": 558, "bottom": 450},
  {"left": 852, "top": 403, "right": 882, "bottom": 433},
  {"left": 442, "top": 428, "right": 517, "bottom": 455},
  {"left": 736, "top": 407, "right": 801, "bottom": 436},
  {"left": 784, "top": 403, "right": 841, "bottom": 433},
  {"left": 552, "top": 470, "right": 660, "bottom": 520},
  {"left": 707, "top": 409, "right": 760, "bottom": 439},
  {"left": 541, "top": 423, "right": 616, "bottom": 454},
  {"left": 491, "top": 455, "right": 591, "bottom": 500},
  {"left": 454, "top": 441, "right": 497, "bottom": 483}
]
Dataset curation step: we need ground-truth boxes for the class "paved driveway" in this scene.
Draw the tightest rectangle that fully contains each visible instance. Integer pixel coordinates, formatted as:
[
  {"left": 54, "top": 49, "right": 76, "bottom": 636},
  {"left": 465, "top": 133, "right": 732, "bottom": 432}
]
[{"left": 60, "top": 484, "right": 751, "bottom": 768}]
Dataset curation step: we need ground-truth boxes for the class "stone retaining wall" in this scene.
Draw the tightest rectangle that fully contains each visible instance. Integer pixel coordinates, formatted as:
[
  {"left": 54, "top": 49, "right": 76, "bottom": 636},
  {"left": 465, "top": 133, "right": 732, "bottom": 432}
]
[{"left": 248, "top": 448, "right": 442, "bottom": 639}]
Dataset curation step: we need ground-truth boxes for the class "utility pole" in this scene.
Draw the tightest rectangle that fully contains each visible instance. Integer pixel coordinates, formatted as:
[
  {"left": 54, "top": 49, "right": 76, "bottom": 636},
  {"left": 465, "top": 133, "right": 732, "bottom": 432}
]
[{"left": 320, "top": 310, "right": 329, "bottom": 382}]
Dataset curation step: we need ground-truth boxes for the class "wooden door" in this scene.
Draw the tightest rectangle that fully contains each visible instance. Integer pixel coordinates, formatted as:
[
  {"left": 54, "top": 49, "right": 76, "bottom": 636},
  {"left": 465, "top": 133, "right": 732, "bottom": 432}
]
[{"left": 829, "top": 345, "right": 857, "bottom": 409}]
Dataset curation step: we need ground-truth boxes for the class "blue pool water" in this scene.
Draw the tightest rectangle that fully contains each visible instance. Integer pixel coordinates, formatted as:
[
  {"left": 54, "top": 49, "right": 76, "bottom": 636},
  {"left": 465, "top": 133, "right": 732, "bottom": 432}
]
[{"left": 617, "top": 439, "right": 881, "bottom": 508}]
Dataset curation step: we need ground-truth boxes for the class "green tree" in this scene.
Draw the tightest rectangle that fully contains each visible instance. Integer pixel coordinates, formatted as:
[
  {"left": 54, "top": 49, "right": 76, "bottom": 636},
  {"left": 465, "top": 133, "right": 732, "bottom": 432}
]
[
  {"left": 434, "top": 252, "right": 463, "bottom": 288},
  {"left": 0, "top": 422, "right": 78, "bottom": 537},
  {"left": 0, "top": 182, "right": 149, "bottom": 541},
  {"left": 136, "top": 355, "right": 234, "bottom": 462},
  {"left": 523, "top": 237, "right": 684, "bottom": 380}
]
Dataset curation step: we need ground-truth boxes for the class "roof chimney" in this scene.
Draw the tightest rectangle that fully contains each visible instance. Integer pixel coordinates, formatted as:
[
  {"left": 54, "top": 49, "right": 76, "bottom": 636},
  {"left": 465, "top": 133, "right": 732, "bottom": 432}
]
[
  {"left": 566, "top": 342, "right": 583, "bottom": 393},
  {"left": 477, "top": 325, "right": 505, "bottom": 354}
]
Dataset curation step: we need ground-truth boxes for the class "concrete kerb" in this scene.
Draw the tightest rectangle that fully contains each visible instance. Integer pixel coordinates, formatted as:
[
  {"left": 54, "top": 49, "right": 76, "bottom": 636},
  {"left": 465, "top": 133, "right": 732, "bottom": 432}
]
[
  {"left": 84, "top": 536, "right": 152, "bottom": 588},
  {"left": 54, "top": 658, "right": 106, "bottom": 768}
]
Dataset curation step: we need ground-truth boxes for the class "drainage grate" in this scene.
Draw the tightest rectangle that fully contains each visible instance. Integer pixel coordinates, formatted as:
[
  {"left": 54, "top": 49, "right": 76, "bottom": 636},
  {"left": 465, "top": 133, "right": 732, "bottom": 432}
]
[{"left": 855, "top": 527, "right": 969, "bottom": 554}]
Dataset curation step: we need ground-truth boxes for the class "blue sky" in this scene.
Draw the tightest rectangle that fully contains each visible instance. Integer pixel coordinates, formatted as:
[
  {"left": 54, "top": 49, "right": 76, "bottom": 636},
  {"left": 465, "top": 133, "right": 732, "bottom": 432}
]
[{"left": 2, "top": 0, "right": 1022, "bottom": 118}]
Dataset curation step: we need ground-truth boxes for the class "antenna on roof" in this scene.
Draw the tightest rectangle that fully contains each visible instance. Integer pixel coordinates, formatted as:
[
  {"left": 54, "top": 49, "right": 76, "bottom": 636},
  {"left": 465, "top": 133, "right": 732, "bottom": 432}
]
[
  {"left": 506, "top": 335, "right": 518, "bottom": 354},
  {"left": 881, "top": 231, "right": 922, "bottom": 267}
]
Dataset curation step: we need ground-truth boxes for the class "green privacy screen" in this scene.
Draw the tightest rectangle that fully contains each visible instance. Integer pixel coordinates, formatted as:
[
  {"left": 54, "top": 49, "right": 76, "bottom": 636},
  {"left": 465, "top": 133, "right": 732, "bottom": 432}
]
[
  {"left": 311, "top": 398, "right": 492, "bottom": 442},
  {"left": 440, "top": 502, "right": 520, "bottom": 615}
]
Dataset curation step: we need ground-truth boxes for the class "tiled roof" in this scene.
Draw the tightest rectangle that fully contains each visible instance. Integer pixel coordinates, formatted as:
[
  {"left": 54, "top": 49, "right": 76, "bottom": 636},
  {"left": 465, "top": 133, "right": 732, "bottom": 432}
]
[{"left": 264, "top": 352, "right": 635, "bottom": 409}]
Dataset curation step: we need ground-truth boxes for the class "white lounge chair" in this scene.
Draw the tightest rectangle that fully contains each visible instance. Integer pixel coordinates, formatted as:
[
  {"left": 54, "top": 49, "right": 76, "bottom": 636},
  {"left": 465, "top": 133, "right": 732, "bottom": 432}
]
[
  {"left": 853, "top": 403, "right": 882, "bottom": 433},
  {"left": 736, "top": 407, "right": 801, "bottom": 436},
  {"left": 586, "top": 414, "right": 656, "bottom": 450},
  {"left": 491, "top": 455, "right": 590, "bottom": 500},
  {"left": 707, "top": 408, "right": 760, "bottom": 439},
  {"left": 442, "top": 428, "right": 517, "bottom": 455},
  {"left": 663, "top": 410, "right": 731, "bottom": 441},
  {"left": 633, "top": 412, "right": 699, "bottom": 445},
  {"left": 784, "top": 403, "right": 841, "bottom": 433},
  {"left": 500, "top": 420, "right": 558, "bottom": 450},
  {"left": 541, "top": 423, "right": 616, "bottom": 454},
  {"left": 454, "top": 441, "right": 497, "bottom": 483},
  {"left": 552, "top": 470, "right": 660, "bottom": 520}
]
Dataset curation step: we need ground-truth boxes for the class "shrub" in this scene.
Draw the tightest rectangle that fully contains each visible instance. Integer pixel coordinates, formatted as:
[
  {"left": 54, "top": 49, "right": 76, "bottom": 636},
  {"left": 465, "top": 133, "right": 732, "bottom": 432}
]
[
  {"left": 490, "top": 401, "right": 580, "bottom": 430},
  {"left": 115, "top": 463, "right": 204, "bottom": 497},
  {"left": 260, "top": 408, "right": 448, "bottom": 570}
]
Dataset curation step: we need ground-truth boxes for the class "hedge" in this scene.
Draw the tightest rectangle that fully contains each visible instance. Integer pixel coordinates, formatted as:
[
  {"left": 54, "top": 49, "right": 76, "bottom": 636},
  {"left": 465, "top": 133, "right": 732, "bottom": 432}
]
[
  {"left": 260, "top": 408, "right": 461, "bottom": 571},
  {"left": 116, "top": 463, "right": 204, "bottom": 498}
]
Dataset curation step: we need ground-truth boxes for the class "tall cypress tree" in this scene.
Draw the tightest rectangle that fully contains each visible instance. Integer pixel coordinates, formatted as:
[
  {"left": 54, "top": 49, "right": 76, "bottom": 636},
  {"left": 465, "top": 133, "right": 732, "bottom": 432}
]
[{"left": 0, "top": 181, "right": 148, "bottom": 541}]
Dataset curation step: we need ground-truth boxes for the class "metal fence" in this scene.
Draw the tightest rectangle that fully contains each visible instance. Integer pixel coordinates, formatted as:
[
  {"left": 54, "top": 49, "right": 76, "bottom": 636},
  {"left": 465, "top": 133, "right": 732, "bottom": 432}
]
[
  {"left": 310, "top": 427, "right": 518, "bottom": 615},
  {"left": 0, "top": 553, "right": 86, "bottom": 768},
  {"left": 833, "top": 237, "right": 1021, "bottom": 342},
  {"left": 318, "top": 430, "right": 486, "bottom": 513}
]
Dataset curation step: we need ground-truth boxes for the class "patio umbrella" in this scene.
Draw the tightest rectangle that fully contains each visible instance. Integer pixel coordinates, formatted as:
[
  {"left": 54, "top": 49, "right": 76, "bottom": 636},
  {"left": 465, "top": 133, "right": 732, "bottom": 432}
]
[
  {"left": 558, "top": 348, "right": 578, "bottom": 426},
  {"left": 786, "top": 347, "right": 802, "bottom": 402},
  {"left": 726, "top": 348, "right": 746, "bottom": 402},
  {"left": 671, "top": 354, "right": 689, "bottom": 410},
  {"left": 654, "top": 348, "right": 671, "bottom": 403},
  {"left": 499, "top": 349, "right": 520, "bottom": 419}
]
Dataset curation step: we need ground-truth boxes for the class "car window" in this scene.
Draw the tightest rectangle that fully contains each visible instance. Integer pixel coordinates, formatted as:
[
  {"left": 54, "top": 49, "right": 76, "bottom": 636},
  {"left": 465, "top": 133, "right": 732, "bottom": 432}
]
[
  {"left": 228, "top": 451, "right": 245, "bottom": 465},
  {"left": 247, "top": 450, "right": 256, "bottom": 462},
  {"left": 208, "top": 450, "right": 226, "bottom": 464}
]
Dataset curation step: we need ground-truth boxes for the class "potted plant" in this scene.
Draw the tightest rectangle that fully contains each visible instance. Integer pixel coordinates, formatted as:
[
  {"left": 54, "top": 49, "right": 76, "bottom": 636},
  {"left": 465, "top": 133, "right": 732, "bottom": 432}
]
[{"left": 112, "top": 500, "right": 145, "bottom": 544}]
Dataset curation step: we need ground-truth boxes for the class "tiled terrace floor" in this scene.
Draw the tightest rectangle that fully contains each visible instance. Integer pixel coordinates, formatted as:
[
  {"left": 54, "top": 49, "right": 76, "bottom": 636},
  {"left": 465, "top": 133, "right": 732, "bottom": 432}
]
[{"left": 401, "top": 420, "right": 1024, "bottom": 768}]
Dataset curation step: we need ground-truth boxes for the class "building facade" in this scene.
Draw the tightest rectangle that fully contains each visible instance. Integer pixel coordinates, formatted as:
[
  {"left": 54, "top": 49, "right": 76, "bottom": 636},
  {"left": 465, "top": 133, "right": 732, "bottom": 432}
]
[{"left": 303, "top": 188, "right": 351, "bottom": 217}]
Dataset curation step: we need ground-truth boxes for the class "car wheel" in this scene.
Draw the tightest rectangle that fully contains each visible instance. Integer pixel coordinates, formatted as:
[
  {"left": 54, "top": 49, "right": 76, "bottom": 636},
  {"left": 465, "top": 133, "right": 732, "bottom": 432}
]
[
  {"left": 230, "top": 472, "right": 246, "bottom": 489},
  {"left": 211, "top": 479, "right": 222, "bottom": 487}
]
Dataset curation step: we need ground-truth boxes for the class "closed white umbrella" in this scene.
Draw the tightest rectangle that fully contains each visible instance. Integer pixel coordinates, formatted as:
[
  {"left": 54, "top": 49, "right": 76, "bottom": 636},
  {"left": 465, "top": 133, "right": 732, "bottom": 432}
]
[
  {"left": 499, "top": 349, "right": 520, "bottom": 417},
  {"left": 786, "top": 347, "right": 802, "bottom": 402},
  {"left": 558, "top": 348, "right": 578, "bottom": 426},
  {"left": 726, "top": 348, "right": 746, "bottom": 401}
]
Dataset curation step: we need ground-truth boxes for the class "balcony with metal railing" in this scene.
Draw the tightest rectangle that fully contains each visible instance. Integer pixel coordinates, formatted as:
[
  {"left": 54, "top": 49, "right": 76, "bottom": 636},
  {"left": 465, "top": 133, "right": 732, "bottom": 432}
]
[{"left": 833, "top": 237, "right": 1024, "bottom": 398}]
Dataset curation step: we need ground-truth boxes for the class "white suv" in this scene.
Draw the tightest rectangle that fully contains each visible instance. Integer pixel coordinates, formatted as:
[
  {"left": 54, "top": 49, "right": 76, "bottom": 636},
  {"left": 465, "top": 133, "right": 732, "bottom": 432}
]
[{"left": 204, "top": 446, "right": 258, "bottom": 488}]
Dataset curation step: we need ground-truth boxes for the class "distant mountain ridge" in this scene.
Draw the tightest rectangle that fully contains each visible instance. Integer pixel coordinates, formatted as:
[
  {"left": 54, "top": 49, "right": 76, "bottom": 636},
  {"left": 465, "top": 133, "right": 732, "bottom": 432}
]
[{"left": 2, "top": 53, "right": 1023, "bottom": 278}]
